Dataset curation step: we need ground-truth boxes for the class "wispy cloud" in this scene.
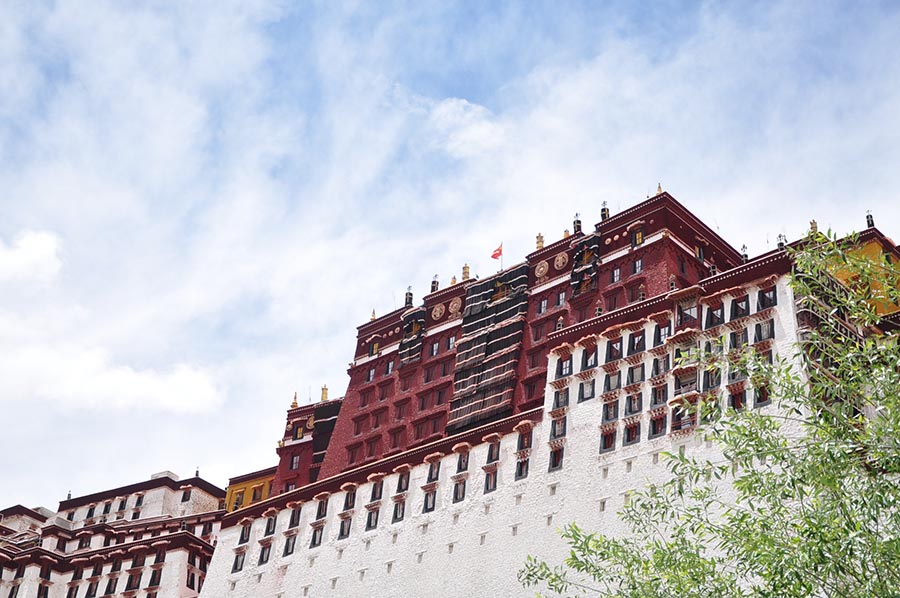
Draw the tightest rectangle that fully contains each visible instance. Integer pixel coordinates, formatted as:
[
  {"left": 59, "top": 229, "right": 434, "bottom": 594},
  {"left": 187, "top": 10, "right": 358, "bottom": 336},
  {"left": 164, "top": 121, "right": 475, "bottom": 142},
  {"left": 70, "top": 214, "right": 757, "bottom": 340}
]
[{"left": 2, "top": 1, "right": 900, "bottom": 507}]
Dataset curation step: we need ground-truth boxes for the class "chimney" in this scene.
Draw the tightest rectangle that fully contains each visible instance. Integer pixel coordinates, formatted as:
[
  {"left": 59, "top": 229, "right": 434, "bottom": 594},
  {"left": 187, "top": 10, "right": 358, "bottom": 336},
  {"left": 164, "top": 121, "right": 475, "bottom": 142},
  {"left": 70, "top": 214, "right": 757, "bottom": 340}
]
[
  {"left": 573, "top": 213, "right": 582, "bottom": 235},
  {"left": 601, "top": 201, "right": 610, "bottom": 221},
  {"left": 430, "top": 275, "right": 439, "bottom": 293},
  {"left": 462, "top": 264, "right": 470, "bottom": 281},
  {"left": 321, "top": 385, "right": 329, "bottom": 402},
  {"left": 867, "top": 211, "right": 875, "bottom": 228},
  {"left": 536, "top": 233, "right": 544, "bottom": 250}
]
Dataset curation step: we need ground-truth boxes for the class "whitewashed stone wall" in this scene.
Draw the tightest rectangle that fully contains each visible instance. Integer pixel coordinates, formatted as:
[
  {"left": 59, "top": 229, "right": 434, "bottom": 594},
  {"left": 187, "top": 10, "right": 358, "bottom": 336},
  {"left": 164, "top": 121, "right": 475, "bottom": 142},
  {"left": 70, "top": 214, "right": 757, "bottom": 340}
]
[{"left": 199, "top": 277, "right": 801, "bottom": 598}]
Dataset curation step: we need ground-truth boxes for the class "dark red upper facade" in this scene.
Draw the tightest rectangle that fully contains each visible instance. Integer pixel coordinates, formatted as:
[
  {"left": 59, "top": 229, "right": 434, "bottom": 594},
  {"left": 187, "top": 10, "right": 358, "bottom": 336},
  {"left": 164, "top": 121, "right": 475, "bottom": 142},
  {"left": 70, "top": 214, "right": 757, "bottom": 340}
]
[{"left": 300, "top": 192, "right": 743, "bottom": 481}]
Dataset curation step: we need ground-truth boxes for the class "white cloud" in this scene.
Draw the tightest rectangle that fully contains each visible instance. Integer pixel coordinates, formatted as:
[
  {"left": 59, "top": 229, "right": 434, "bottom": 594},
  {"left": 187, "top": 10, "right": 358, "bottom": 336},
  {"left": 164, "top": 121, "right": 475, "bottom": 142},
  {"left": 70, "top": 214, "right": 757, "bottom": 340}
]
[{"left": 0, "top": 230, "right": 62, "bottom": 283}]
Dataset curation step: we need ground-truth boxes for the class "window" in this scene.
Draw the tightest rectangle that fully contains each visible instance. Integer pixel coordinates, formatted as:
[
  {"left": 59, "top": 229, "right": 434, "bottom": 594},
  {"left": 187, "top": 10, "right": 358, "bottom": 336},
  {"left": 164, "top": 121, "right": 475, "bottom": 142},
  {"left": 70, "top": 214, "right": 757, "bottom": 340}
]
[
  {"left": 283, "top": 535, "right": 297, "bottom": 556},
  {"left": 316, "top": 499, "right": 328, "bottom": 520},
  {"left": 600, "top": 430, "right": 617, "bottom": 453},
  {"left": 353, "top": 417, "right": 365, "bottom": 436},
  {"left": 447, "top": 335, "right": 456, "bottom": 350},
  {"left": 453, "top": 480, "right": 466, "bottom": 503},
  {"left": 729, "top": 390, "right": 745, "bottom": 411},
  {"left": 72, "top": 567, "right": 83, "bottom": 581},
  {"left": 706, "top": 305, "right": 724, "bottom": 328},
  {"left": 484, "top": 471, "right": 497, "bottom": 493},
  {"left": 626, "top": 364, "right": 645, "bottom": 385},
  {"left": 625, "top": 393, "right": 642, "bottom": 415},
  {"left": 111, "top": 558, "right": 121, "bottom": 573},
  {"left": 606, "top": 339, "right": 623, "bottom": 362},
  {"left": 624, "top": 422, "right": 641, "bottom": 446},
  {"left": 369, "top": 341, "right": 379, "bottom": 356},
  {"left": 556, "top": 290, "right": 566, "bottom": 306},
  {"left": 678, "top": 304, "right": 698, "bottom": 326},
  {"left": 610, "top": 267, "right": 620, "bottom": 283},
  {"left": 309, "top": 526, "right": 323, "bottom": 548},
  {"left": 556, "top": 356, "right": 573, "bottom": 379},
  {"left": 548, "top": 447, "right": 564, "bottom": 471},
  {"left": 347, "top": 445, "right": 361, "bottom": 464},
  {"left": 456, "top": 451, "right": 469, "bottom": 473},
  {"left": 704, "top": 368, "right": 722, "bottom": 391},
  {"left": 531, "top": 322, "right": 544, "bottom": 342},
  {"left": 86, "top": 505, "right": 95, "bottom": 518},
  {"left": 385, "top": 360, "right": 394, "bottom": 375},
  {"left": 603, "top": 371, "right": 621, "bottom": 392},
  {"left": 631, "top": 228, "right": 644, "bottom": 247},
  {"left": 679, "top": 256, "right": 686, "bottom": 275},
  {"left": 103, "top": 502, "right": 111, "bottom": 515},
  {"left": 257, "top": 543, "right": 271, "bottom": 565},
  {"left": 289, "top": 507, "right": 302, "bottom": 528},
  {"left": 370, "top": 480, "right": 384, "bottom": 502},
  {"left": 518, "top": 429, "right": 533, "bottom": 451},
  {"left": 392, "top": 500, "right": 405, "bottom": 523},
  {"left": 602, "top": 400, "right": 619, "bottom": 423},
  {"left": 651, "top": 384, "right": 668, "bottom": 406},
  {"left": 515, "top": 459, "right": 530, "bottom": 480},
  {"left": 628, "top": 332, "right": 645, "bottom": 355},
  {"left": 649, "top": 413, "right": 667, "bottom": 438},
  {"left": 487, "top": 441, "right": 501, "bottom": 463},
  {"left": 239, "top": 524, "right": 251, "bottom": 544},
  {"left": 550, "top": 417, "right": 567, "bottom": 439},
  {"left": 427, "top": 461, "right": 440, "bottom": 483},
  {"left": 607, "top": 293, "right": 619, "bottom": 310},
  {"left": 365, "top": 367, "right": 375, "bottom": 383},
  {"left": 582, "top": 347, "right": 598, "bottom": 370},
  {"left": 674, "top": 373, "right": 698, "bottom": 396},
  {"left": 553, "top": 388, "right": 569, "bottom": 409},
  {"left": 423, "top": 366, "right": 435, "bottom": 383},
  {"left": 290, "top": 454, "right": 301, "bottom": 470},
  {"left": 578, "top": 379, "right": 596, "bottom": 402},
  {"left": 731, "top": 296, "right": 750, "bottom": 319},
  {"left": 181, "top": 489, "right": 191, "bottom": 503},
  {"left": 338, "top": 518, "right": 352, "bottom": 539},
  {"left": 154, "top": 549, "right": 166, "bottom": 564},
  {"left": 117, "top": 499, "right": 127, "bottom": 512},
  {"left": 671, "top": 405, "right": 695, "bottom": 431},
  {"left": 265, "top": 516, "right": 277, "bottom": 536},
  {"left": 85, "top": 584, "right": 98, "bottom": 598},
  {"left": 730, "top": 328, "right": 749, "bottom": 350},
  {"left": 104, "top": 577, "right": 117, "bottom": 595},
  {"left": 343, "top": 489, "right": 356, "bottom": 511},
  {"left": 394, "top": 401, "right": 408, "bottom": 420},
  {"left": 695, "top": 245, "right": 705, "bottom": 261},
  {"left": 66, "top": 587, "right": 79, "bottom": 598},
  {"left": 537, "top": 298, "right": 548, "bottom": 314},
  {"left": 654, "top": 322, "right": 671, "bottom": 346},
  {"left": 366, "top": 438, "right": 379, "bottom": 458},
  {"left": 365, "top": 509, "right": 379, "bottom": 531},
  {"left": 396, "top": 471, "right": 410, "bottom": 493},
  {"left": 389, "top": 428, "right": 403, "bottom": 449},
  {"left": 754, "top": 386, "right": 771, "bottom": 408},
  {"left": 430, "top": 341, "right": 439, "bottom": 357},
  {"left": 754, "top": 319, "right": 775, "bottom": 343},
  {"left": 651, "top": 355, "right": 670, "bottom": 377},
  {"left": 423, "top": 491, "right": 436, "bottom": 513},
  {"left": 632, "top": 257, "right": 642, "bottom": 274},
  {"left": 758, "top": 288, "right": 777, "bottom": 310}
]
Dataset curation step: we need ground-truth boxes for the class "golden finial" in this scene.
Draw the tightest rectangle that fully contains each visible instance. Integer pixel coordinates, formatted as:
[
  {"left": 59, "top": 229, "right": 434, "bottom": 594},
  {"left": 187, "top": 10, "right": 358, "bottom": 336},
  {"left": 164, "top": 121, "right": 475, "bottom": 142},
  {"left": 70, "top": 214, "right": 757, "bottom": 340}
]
[
  {"left": 320, "top": 385, "right": 329, "bottom": 402},
  {"left": 451, "top": 275, "right": 457, "bottom": 285},
  {"left": 536, "top": 233, "right": 544, "bottom": 250},
  {"left": 657, "top": 183, "right": 662, "bottom": 195},
  {"left": 370, "top": 309, "right": 376, "bottom": 321},
  {"left": 810, "top": 219, "right": 818, "bottom": 234},
  {"left": 290, "top": 392, "right": 298, "bottom": 409},
  {"left": 563, "top": 228, "right": 570, "bottom": 238},
  {"left": 462, "top": 264, "right": 470, "bottom": 281}
]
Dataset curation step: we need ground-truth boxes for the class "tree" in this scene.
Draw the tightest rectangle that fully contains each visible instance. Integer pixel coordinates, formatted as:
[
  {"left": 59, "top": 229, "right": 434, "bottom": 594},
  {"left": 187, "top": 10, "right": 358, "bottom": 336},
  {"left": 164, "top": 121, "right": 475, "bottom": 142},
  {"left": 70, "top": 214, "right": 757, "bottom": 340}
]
[{"left": 520, "top": 231, "right": 900, "bottom": 597}]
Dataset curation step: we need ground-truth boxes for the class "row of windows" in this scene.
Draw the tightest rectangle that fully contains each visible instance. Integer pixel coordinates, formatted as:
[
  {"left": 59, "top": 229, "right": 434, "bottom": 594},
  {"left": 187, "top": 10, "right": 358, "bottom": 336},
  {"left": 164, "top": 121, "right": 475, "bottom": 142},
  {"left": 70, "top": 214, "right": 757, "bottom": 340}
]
[
  {"left": 66, "top": 492, "right": 147, "bottom": 523},
  {"left": 364, "top": 337, "right": 458, "bottom": 382}
]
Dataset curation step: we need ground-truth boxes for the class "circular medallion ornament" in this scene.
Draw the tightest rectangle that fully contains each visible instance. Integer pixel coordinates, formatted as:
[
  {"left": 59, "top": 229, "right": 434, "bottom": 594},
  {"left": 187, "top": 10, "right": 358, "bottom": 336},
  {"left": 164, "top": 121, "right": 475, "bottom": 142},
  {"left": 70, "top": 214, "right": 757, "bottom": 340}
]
[
  {"left": 553, "top": 253, "right": 569, "bottom": 270},
  {"left": 449, "top": 297, "right": 463, "bottom": 315},
  {"left": 306, "top": 416, "right": 315, "bottom": 429},
  {"left": 535, "top": 260, "right": 549, "bottom": 278},
  {"left": 431, "top": 303, "right": 446, "bottom": 320}
]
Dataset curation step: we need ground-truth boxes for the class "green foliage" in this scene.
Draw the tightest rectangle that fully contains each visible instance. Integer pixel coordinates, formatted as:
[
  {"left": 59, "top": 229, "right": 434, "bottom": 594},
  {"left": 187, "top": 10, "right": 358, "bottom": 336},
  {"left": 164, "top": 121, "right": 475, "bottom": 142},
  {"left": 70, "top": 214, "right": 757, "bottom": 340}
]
[{"left": 520, "top": 231, "right": 900, "bottom": 597}]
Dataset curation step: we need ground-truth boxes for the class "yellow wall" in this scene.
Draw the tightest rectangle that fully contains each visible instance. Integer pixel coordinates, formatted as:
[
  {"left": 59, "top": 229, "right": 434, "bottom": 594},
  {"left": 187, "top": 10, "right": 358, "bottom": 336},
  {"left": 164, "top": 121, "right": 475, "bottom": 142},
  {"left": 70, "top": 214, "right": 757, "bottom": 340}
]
[
  {"left": 225, "top": 471, "right": 275, "bottom": 512},
  {"left": 835, "top": 240, "right": 900, "bottom": 316}
]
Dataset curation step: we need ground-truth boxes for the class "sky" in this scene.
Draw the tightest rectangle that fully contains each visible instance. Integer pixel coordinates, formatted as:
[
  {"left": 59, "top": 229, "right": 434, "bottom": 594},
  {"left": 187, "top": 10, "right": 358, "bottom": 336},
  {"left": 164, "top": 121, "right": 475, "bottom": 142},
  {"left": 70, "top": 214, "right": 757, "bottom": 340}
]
[{"left": 2, "top": 1, "right": 900, "bottom": 509}]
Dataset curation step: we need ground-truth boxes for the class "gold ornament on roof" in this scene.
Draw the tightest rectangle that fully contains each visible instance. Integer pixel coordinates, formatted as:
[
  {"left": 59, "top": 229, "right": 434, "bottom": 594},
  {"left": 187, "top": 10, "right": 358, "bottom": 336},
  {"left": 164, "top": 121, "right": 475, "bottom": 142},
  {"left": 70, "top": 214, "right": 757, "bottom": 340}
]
[
  {"left": 290, "top": 391, "right": 298, "bottom": 409},
  {"left": 536, "top": 233, "right": 544, "bottom": 250},
  {"left": 657, "top": 183, "right": 663, "bottom": 195}
]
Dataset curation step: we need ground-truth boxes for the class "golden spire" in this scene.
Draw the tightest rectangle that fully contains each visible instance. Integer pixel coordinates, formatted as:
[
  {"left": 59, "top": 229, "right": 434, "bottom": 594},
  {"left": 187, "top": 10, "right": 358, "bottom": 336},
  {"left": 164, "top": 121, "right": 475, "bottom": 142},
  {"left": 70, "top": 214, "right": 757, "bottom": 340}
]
[
  {"left": 450, "top": 275, "right": 457, "bottom": 285},
  {"left": 657, "top": 183, "right": 663, "bottom": 195},
  {"left": 320, "top": 385, "right": 329, "bottom": 402},
  {"left": 536, "top": 233, "right": 544, "bottom": 250},
  {"left": 290, "top": 391, "right": 298, "bottom": 409},
  {"left": 462, "top": 263, "right": 470, "bottom": 281},
  {"left": 563, "top": 228, "right": 570, "bottom": 238},
  {"left": 370, "top": 309, "right": 376, "bottom": 321}
]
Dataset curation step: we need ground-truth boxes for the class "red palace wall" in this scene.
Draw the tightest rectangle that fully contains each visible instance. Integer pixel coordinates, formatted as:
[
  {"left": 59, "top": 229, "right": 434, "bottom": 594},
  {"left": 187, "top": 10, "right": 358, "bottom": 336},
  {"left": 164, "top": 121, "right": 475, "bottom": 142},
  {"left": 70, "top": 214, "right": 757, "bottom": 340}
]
[{"left": 276, "top": 192, "right": 743, "bottom": 487}]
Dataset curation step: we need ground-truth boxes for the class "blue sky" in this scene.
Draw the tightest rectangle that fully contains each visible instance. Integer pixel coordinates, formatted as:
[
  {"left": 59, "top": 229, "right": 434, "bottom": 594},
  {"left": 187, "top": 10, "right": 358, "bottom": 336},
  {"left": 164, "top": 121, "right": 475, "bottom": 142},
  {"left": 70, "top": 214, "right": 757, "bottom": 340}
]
[{"left": 2, "top": 1, "right": 899, "bottom": 508}]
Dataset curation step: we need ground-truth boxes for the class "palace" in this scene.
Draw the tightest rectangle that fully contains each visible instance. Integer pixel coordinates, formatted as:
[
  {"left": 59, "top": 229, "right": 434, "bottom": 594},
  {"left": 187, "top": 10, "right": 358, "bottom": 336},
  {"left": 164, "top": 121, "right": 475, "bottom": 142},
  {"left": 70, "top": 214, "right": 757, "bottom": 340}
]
[{"left": 3, "top": 191, "right": 897, "bottom": 598}]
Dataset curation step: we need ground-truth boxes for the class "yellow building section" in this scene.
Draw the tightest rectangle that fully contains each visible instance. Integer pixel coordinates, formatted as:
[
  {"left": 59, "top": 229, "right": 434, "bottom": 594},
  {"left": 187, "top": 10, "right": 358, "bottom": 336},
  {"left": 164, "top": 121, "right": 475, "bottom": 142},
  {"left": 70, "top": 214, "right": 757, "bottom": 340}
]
[
  {"left": 224, "top": 466, "right": 277, "bottom": 512},
  {"left": 837, "top": 239, "right": 900, "bottom": 316}
]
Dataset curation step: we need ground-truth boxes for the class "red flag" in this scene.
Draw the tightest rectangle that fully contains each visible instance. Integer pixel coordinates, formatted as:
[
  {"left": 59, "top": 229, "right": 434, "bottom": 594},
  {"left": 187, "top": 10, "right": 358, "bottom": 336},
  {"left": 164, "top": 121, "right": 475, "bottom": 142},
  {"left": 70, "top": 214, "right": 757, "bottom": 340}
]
[{"left": 491, "top": 243, "right": 503, "bottom": 259}]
